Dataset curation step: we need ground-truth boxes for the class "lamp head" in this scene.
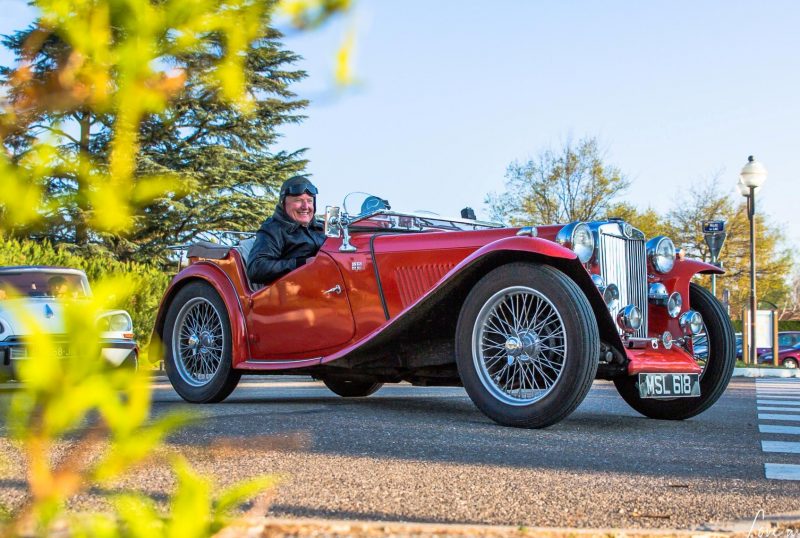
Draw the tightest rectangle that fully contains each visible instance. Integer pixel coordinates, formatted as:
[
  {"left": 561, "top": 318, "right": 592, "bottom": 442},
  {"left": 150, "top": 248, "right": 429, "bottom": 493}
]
[{"left": 739, "top": 155, "right": 768, "bottom": 188}]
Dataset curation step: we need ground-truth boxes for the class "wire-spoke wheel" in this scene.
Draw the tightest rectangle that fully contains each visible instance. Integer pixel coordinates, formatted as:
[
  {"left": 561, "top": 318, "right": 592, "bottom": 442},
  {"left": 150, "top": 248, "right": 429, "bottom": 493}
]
[
  {"left": 456, "top": 263, "right": 599, "bottom": 428},
  {"left": 473, "top": 286, "right": 567, "bottom": 405},
  {"left": 164, "top": 281, "right": 240, "bottom": 403},
  {"left": 173, "top": 297, "right": 225, "bottom": 387}
]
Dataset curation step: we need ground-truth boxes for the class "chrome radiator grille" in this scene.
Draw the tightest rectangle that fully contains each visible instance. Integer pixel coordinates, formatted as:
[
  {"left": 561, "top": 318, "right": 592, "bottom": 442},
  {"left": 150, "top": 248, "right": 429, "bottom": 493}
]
[{"left": 598, "top": 227, "right": 648, "bottom": 338}]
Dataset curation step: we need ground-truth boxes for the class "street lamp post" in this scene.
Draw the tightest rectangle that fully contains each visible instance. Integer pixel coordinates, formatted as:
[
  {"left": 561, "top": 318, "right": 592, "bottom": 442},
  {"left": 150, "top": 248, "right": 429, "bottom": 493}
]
[{"left": 737, "top": 156, "right": 768, "bottom": 366}]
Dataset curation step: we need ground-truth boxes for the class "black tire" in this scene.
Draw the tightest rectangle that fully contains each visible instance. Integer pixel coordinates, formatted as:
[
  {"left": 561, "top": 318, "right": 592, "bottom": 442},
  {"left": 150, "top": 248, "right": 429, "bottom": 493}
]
[
  {"left": 322, "top": 378, "right": 383, "bottom": 397},
  {"left": 783, "top": 357, "right": 799, "bottom": 369},
  {"left": 163, "top": 281, "right": 241, "bottom": 403},
  {"left": 614, "top": 282, "right": 735, "bottom": 420},
  {"left": 455, "top": 263, "right": 599, "bottom": 428}
]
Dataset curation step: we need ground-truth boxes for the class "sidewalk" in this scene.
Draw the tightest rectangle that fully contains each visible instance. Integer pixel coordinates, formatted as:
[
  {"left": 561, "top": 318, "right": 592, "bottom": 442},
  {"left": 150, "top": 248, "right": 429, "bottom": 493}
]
[{"left": 732, "top": 367, "right": 800, "bottom": 378}]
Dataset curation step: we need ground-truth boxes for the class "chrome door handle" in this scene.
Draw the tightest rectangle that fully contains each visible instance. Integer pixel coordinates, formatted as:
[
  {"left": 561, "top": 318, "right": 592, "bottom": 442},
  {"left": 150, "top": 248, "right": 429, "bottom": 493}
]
[{"left": 323, "top": 284, "right": 342, "bottom": 295}]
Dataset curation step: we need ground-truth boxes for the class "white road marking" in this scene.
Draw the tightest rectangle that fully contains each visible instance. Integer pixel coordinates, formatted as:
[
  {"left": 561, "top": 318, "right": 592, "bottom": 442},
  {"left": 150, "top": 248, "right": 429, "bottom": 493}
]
[
  {"left": 762, "top": 441, "right": 800, "bottom": 454},
  {"left": 757, "top": 399, "right": 800, "bottom": 405},
  {"left": 764, "top": 464, "right": 800, "bottom": 480},
  {"left": 760, "top": 425, "right": 800, "bottom": 435},
  {"left": 756, "top": 379, "right": 800, "bottom": 480},
  {"left": 758, "top": 413, "right": 800, "bottom": 421}
]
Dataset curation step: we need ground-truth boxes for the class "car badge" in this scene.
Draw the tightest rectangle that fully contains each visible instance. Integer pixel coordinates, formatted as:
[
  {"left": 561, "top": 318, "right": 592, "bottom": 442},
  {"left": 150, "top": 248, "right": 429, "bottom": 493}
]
[
  {"left": 44, "top": 304, "right": 55, "bottom": 319},
  {"left": 622, "top": 223, "right": 633, "bottom": 238},
  {"left": 351, "top": 261, "right": 364, "bottom": 271}
]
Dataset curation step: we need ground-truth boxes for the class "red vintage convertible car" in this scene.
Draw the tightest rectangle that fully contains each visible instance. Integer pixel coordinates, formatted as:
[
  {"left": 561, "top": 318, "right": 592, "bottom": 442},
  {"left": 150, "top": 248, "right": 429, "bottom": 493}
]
[{"left": 152, "top": 194, "right": 735, "bottom": 428}]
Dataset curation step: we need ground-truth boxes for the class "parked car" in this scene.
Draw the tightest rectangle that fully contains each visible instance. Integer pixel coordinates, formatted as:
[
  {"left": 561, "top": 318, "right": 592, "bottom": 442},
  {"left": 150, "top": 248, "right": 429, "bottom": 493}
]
[
  {"left": 152, "top": 193, "right": 736, "bottom": 428},
  {"left": 0, "top": 266, "right": 138, "bottom": 379},
  {"left": 759, "top": 341, "right": 800, "bottom": 368}
]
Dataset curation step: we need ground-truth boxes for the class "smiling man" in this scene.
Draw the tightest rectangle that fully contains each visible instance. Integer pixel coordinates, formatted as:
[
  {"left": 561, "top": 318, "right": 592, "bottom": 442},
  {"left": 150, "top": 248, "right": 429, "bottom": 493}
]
[{"left": 246, "top": 175, "right": 326, "bottom": 285}]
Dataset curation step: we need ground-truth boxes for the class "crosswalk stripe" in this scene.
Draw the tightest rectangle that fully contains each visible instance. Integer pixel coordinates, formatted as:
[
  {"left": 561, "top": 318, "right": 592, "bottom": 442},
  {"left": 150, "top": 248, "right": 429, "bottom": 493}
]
[
  {"left": 764, "top": 463, "right": 800, "bottom": 480},
  {"left": 760, "top": 425, "right": 800, "bottom": 435},
  {"left": 755, "top": 392, "right": 800, "bottom": 397},
  {"left": 758, "top": 413, "right": 800, "bottom": 422},
  {"left": 757, "top": 400, "right": 800, "bottom": 406},
  {"left": 758, "top": 406, "right": 800, "bottom": 412},
  {"left": 762, "top": 441, "right": 800, "bottom": 454}
]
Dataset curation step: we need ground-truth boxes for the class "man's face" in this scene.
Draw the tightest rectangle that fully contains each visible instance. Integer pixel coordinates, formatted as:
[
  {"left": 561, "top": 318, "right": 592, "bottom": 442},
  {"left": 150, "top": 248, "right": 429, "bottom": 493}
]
[{"left": 284, "top": 193, "right": 315, "bottom": 226}]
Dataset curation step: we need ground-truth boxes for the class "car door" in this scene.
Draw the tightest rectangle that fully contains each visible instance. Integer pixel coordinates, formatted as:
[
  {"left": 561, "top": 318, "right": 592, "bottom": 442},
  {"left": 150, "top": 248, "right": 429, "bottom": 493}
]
[{"left": 246, "top": 251, "right": 355, "bottom": 358}]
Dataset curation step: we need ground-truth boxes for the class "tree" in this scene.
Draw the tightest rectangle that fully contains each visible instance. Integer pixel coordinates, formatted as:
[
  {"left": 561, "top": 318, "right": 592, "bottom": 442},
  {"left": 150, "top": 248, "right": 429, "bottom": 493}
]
[
  {"left": 660, "top": 177, "right": 793, "bottom": 317},
  {"left": 2, "top": 14, "right": 308, "bottom": 263},
  {"left": 486, "top": 137, "right": 630, "bottom": 225}
]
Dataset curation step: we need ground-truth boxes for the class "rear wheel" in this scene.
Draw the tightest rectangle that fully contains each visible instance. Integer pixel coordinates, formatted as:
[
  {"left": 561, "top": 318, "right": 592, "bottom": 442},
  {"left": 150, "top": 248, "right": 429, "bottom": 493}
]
[
  {"left": 455, "top": 263, "right": 599, "bottom": 428},
  {"left": 322, "top": 378, "right": 383, "bottom": 397},
  {"left": 783, "top": 357, "right": 799, "bottom": 369},
  {"left": 163, "top": 281, "right": 240, "bottom": 403},
  {"left": 614, "top": 283, "right": 735, "bottom": 420}
]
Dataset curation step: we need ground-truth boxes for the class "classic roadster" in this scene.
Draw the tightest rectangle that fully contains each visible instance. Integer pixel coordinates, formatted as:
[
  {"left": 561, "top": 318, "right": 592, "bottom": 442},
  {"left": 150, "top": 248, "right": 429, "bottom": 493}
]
[
  {"left": 0, "top": 266, "right": 138, "bottom": 379},
  {"left": 153, "top": 194, "right": 735, "bottom": 428}
]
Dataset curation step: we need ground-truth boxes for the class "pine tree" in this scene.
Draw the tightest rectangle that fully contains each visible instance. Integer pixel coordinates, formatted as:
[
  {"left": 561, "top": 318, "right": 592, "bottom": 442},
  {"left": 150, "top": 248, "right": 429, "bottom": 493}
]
[{"left": 1, "top": 14, "right": 307, "bottom": 264}]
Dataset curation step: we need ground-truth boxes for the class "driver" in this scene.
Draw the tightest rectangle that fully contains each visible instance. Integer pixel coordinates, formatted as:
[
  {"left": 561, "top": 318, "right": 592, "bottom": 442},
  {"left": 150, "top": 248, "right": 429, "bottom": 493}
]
[
  {"left": 247, "top": 175, "right": 326, "bottom": 285},
  {"left": 47, "top": 275, "right": 71, "bottom": 298}
]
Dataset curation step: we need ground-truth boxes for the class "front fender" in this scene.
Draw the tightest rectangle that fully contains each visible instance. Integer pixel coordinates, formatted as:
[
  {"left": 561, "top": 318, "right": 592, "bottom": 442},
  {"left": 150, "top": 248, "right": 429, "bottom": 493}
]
[{"left": 149, "top": 262, "right": 249, "bottom": 366}]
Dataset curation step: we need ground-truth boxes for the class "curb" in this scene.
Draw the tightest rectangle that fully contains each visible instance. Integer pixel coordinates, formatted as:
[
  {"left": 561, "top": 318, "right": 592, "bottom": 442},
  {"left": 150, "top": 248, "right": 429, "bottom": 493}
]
[
  {"left": 213, "top": 514, "right": 800, "bottom": 538},
  {"left": 732, "top": 367, "right": 800, "bottom": 378}
]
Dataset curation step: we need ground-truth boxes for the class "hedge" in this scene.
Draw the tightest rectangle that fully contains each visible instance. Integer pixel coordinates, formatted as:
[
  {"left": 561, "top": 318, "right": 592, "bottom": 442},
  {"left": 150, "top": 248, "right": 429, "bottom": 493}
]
[{"left": 0, "top": 237, "right": 171, "bottom": 349}]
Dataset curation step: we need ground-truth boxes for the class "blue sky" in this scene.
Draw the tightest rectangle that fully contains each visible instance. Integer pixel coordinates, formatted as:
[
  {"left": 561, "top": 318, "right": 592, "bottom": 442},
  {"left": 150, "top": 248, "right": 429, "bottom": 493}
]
[{"left": 2, "top": 0, "right": 799, "bottom": 249}]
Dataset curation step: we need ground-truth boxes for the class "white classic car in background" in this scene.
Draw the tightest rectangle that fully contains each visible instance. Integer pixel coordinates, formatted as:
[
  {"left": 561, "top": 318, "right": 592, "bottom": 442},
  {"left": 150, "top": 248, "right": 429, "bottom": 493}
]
[{"left": 0, "top": 266, "right": 138, "bottom": 379}]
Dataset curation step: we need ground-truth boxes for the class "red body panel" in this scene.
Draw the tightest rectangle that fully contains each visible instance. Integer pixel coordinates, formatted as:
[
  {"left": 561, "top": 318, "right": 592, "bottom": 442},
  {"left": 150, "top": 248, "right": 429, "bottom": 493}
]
[
  {"left": 626, "top": 346, "right": 703, "bottom": 375},
  {"left": 154, "top": 221, "right": 722, "bottom": 378}
]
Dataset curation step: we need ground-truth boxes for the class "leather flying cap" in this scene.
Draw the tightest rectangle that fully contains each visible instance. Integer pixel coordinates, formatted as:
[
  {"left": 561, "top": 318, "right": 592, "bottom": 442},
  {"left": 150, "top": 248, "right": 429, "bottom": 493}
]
[{"left": 279, "top": 175, "right": 318, "bottom": 203}]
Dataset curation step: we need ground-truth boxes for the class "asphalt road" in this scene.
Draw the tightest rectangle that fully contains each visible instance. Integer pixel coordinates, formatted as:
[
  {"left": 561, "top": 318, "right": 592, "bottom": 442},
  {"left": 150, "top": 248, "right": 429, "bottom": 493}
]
[{"left": 1, "top": 376, "right": 798, "bottom": 531}]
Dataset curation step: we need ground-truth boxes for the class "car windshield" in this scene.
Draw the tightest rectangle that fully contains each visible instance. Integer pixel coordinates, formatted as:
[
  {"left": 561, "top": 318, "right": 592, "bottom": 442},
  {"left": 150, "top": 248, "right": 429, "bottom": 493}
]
[
  {"left": 341, "top": 192, "right": 502, "bottom": 232},
  {"left": 0, "top": 271, "right": 90, "bottom": 299}
]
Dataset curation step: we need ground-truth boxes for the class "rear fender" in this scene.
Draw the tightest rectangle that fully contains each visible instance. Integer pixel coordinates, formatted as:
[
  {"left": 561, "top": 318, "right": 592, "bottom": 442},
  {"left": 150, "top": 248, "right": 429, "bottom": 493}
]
[{"left": 149, "top": 262, "right": 249, "bottom": 366}]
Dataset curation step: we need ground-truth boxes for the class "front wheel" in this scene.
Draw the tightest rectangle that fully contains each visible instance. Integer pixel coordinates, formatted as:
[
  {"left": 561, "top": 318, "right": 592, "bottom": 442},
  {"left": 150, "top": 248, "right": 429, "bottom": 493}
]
[
  {"left": 322, "top": 378, "right": 383, "bottom": 397},
  {"left": 614, "top": 283, "right": 735, "bottom": 420},
  {"left": 163, "top": 281, "right": 241, "bottom": 403},
  {"left": 455, "top": 263, "right": 599, "bottom": 428}
]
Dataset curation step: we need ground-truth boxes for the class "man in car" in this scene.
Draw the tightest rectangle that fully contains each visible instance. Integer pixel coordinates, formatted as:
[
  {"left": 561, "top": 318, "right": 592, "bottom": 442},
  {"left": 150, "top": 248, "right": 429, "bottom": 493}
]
[
  {"left": 247, "top": 175, "right": 326, "bottom": 285},
  {"left": 47, "top": 275, "right": 72, "bottom": 298}
]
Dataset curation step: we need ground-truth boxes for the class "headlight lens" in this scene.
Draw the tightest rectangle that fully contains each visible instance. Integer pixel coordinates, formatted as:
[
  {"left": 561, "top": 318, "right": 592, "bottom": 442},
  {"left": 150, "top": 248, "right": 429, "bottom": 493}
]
[
  {"left": 98, "top": 313, "right": 132, "bottom": 332},
  {"left": 572, "top": 223, "right": 595, "bottom": 263},
  {"left": 680, "top": 310, "right": 703, "bottom": 335},
  {"left": 603, "top": 283, "right": 620, "bottom": 310},
  {"left": 667, "top": 292, "right": 682, "bottom": 318},
  {"left": 617, "top": 305, "right": 643, "bottom": 333},
  {"left": 647, "top": 236, "right": 676, "bottom": 274}
]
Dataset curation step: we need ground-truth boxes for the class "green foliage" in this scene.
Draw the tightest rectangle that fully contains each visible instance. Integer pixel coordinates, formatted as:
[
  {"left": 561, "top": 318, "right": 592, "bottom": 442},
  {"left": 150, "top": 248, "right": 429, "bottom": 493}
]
[
  {"left": 0, "top": 236, "right": 169, "bottom": 347},
  {"left": 658, "top": 178, "right": 792, "bottom": 319},
  {"left": 487, "top": 136, "right": 630, "bottom": 225},
  {"left": 1, "top": 7, "right": 308, "bottom": 266}
]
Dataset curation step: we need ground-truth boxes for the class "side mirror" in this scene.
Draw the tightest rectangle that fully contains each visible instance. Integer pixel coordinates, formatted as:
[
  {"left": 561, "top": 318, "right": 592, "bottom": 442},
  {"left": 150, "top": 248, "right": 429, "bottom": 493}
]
[{"left": 325, "top": 206, "right": 342, "bottom": 238}]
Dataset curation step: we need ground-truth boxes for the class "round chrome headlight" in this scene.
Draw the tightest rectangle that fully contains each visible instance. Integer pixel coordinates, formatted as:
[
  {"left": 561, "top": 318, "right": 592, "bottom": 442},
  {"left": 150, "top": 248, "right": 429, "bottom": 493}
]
[
  {"left": 667, "top": 292, "right": 682, "bottom": 318},
  {"left": 679, "top": 310, "right": 703, "bottom": 336},
  {"left": 617, "top": 305, "right": 642, "bottom": 334},
  {"left": 572, "top": 223, "right": 595, "bottom": 263},
  {"left": 556, "top": 222, "right": 595, "bottom": 264},
  {"left": 591, "top": 274, "right": 605, "bottom": 290},
  {"left": 647, "top": 236, "right": 676, "bottom": 274},
  {"left": 603, "top": 283, "right": 620, "bottom": 310}
]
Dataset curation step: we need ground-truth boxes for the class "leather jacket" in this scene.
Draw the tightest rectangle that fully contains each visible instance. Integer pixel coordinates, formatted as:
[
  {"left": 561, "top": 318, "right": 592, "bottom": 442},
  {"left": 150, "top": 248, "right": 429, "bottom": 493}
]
[{"left": 247, "top": 204, "right": 326, "bottom": 284}]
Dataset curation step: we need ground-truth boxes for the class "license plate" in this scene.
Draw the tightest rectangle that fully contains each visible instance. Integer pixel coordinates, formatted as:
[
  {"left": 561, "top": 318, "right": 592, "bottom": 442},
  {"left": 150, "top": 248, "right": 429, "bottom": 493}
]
[
  {"left": 56, "top": 344, "right": 72, "bottom": 358},
  {"left": 638, "top": 373, "right": 700, "bottom": 399}
]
